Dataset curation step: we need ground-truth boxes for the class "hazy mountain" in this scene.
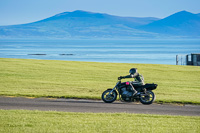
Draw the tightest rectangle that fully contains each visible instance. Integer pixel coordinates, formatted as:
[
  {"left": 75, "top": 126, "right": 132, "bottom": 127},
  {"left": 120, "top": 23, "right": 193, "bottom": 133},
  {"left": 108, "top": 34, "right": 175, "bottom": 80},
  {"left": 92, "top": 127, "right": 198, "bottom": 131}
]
[
  {"left": 0, "top": 10, "right": 199, "bottom": 39},
  {"left": 0, "top": 10, "right": 160, "bottom": 39},
  {"left": 137, "top": 11, "right": 200, "bottom": 37}
]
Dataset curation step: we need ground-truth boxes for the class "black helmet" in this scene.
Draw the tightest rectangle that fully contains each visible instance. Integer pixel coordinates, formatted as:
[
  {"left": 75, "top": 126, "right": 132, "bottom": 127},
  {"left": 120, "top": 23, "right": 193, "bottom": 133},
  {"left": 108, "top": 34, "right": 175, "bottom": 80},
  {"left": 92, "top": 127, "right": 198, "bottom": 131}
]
[{"left": 129, "top": 68, "right": 137, "bottom": 74}]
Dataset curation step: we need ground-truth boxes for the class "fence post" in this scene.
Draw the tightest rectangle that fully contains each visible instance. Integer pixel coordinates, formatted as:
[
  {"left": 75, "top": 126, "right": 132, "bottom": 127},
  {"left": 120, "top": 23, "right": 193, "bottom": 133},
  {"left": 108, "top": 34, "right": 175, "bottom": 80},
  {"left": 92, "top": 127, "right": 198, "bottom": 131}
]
[{"left": 176, "top": 55, "right": 178, "bottom": 65}]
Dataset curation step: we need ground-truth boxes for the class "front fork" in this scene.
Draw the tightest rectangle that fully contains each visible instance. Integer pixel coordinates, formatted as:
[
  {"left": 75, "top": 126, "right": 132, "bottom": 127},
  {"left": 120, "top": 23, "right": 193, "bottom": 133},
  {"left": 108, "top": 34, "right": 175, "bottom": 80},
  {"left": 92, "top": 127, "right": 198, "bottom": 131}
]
[
  {"left": 108, "top": 81, "right": 120, "bottom": 95},
  {"left": 108, "top": 85, "right": 117, "bottom": 95}
]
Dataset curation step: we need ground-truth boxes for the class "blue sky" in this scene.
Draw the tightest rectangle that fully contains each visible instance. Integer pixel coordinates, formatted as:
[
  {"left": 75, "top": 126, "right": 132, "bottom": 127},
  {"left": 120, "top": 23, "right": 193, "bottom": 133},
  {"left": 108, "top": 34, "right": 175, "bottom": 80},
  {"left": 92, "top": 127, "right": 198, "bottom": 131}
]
[{"left": 0, "top": 0, "right": 200, "bottom": 26}]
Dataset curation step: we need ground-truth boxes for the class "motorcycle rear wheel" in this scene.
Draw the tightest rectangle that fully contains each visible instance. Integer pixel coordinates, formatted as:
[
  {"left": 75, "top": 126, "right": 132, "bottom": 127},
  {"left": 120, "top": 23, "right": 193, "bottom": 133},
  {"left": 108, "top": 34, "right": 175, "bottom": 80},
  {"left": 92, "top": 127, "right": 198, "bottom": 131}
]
[
  {"left": 139, "top": 91, "right": 155, "bottom": 105},
  {"left": 102, "top": 89, "right": 117, "bottom": 103}
]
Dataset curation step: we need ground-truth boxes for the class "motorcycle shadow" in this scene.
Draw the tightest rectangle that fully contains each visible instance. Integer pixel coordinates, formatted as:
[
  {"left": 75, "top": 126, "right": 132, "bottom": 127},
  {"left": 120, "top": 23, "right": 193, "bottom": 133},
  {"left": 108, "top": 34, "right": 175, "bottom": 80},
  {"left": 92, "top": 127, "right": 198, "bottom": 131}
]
[{"left": 47, "top": 99, "right": 142, "bottom": 105}]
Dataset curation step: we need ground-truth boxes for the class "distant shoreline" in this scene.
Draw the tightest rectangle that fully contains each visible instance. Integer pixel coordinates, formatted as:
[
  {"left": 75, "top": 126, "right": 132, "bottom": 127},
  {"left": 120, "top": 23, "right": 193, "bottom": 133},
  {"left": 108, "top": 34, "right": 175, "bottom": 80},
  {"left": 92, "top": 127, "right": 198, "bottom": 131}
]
[{"left": 28, "top": 54, "right": 74, "bottom": 56}]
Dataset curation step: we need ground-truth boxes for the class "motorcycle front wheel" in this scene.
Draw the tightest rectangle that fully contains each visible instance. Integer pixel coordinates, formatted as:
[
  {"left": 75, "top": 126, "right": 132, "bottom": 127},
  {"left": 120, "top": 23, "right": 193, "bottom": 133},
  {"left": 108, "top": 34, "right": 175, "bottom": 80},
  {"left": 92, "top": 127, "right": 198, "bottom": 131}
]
[
  {"left": 102, "top": 89, "right": 117, "bottom": 103},
  {"left": 139, "top": 91, "right": 155, "bottom": 105}
]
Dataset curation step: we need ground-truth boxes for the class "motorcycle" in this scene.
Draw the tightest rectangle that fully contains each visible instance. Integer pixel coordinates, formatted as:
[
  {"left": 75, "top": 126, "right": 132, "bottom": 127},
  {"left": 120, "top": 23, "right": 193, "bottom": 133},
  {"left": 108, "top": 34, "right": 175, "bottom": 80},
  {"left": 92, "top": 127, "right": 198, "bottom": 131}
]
[{"left": 101, "top": 76, "right": 157, "bottom": 105}]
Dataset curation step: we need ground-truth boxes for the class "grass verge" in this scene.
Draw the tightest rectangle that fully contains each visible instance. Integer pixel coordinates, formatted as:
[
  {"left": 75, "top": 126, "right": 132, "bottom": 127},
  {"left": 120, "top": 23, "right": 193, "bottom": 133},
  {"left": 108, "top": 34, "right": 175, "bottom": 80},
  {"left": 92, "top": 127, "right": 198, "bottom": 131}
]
[
  {"left": 0, "top": 109, "right": 199, "bottom": 133},
  {"left": 0, "top": 58, "right": 200, "bottom": 104}
]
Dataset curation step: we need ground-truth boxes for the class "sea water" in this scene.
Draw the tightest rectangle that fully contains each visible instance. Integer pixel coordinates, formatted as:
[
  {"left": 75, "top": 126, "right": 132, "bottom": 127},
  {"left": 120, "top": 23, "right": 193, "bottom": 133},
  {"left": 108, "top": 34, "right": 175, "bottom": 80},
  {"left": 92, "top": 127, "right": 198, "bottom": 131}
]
[{"left": 0, "top": 39, "right": 199, "bottom": 65}]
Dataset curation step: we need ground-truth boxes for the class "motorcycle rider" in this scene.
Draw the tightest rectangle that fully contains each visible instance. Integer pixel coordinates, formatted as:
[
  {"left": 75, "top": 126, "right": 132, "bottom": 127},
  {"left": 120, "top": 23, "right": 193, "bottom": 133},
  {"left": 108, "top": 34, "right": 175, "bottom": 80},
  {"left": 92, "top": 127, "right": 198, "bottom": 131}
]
[{"left": 118, "top": 68, "right": 144, "bottom": 96}]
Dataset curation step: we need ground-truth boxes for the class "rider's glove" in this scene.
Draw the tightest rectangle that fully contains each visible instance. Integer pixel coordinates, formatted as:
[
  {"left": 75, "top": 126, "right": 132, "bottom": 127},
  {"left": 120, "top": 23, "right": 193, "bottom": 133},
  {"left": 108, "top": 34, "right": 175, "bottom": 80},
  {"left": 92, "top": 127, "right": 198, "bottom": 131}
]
[{"left": 118, "top": 76, "right": 123, "bottom": 80}]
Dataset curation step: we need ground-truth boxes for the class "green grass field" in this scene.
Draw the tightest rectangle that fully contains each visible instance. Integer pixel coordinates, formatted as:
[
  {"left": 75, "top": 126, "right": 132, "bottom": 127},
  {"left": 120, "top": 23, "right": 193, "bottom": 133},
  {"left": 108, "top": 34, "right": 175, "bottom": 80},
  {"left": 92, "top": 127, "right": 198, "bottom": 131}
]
[
  {"left": 0, "top": 110, "right": 199, "bottom": 133},
  {"left": 0, "top": 58, "right": 200, "bottom": 104}
]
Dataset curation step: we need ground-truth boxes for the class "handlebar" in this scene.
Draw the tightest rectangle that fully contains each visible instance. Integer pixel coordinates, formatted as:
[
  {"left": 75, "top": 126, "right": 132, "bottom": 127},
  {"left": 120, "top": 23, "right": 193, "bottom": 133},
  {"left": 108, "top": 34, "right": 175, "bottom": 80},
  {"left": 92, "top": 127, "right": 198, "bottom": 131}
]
[{"left": 118, "top": 76, "right": 124, "bottom": 80}]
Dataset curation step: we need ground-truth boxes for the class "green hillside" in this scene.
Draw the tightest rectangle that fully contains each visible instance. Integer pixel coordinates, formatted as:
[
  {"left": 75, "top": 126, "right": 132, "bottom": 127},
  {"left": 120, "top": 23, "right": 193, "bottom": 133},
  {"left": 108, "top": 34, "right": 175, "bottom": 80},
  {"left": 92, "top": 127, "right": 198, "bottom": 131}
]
[{"left": 0, "top": 58, "right": 199, "bottom": 104}]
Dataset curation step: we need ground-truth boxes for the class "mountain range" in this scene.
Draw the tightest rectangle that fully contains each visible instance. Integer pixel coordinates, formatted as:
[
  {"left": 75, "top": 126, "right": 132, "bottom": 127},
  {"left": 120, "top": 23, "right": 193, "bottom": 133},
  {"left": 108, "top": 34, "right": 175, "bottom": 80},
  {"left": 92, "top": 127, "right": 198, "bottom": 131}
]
[{"left": 0, "top": 10, "right": 199, "bottom": 39}]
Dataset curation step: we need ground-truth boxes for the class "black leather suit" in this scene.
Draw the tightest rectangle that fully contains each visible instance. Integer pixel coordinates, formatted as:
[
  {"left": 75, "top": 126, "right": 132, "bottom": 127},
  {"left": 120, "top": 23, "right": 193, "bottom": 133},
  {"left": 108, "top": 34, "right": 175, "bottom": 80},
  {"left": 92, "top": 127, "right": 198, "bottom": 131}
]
[
  {"left": 119, "top": 72, "right": 144, "bottom": 96},
  {"left": 119, "top": 73, "right": 144, "bottom": 85}
]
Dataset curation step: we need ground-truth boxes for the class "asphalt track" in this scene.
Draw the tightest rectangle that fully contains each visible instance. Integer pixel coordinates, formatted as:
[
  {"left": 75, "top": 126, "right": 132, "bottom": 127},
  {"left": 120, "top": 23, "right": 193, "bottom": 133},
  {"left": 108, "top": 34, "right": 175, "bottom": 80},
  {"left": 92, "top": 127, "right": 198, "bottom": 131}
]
[{"left": 0, "top": 96, "right": 200, "bottom": 116}]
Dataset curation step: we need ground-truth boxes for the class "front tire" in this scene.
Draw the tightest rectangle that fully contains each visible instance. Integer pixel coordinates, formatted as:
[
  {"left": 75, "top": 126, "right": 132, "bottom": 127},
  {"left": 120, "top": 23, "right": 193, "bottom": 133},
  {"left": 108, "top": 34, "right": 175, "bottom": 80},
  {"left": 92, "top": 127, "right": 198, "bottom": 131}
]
[
  {"left": 139, "top": 91, "right": 155, "bottom": 105},
  {"left": 102, "top": 89, "right": 117, "bottom": 103}
]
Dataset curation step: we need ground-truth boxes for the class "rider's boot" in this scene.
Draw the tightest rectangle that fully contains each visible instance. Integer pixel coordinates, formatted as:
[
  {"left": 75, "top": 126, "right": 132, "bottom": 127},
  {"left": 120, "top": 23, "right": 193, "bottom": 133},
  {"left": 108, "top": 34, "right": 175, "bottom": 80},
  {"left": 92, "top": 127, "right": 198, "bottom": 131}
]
[{"left": 130, "top": 84, "right": 137, "bottom": 96}]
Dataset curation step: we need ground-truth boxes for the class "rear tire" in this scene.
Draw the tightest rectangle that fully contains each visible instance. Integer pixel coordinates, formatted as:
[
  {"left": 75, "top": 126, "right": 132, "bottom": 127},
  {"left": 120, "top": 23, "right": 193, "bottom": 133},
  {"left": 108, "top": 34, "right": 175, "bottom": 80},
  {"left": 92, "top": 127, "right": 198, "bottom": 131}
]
[
  {"left": 102, "top": 89, "right": 117, "bottom": 103},
  {"left": 139, "top": 91, "right": 155, "bottom": 105}
]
